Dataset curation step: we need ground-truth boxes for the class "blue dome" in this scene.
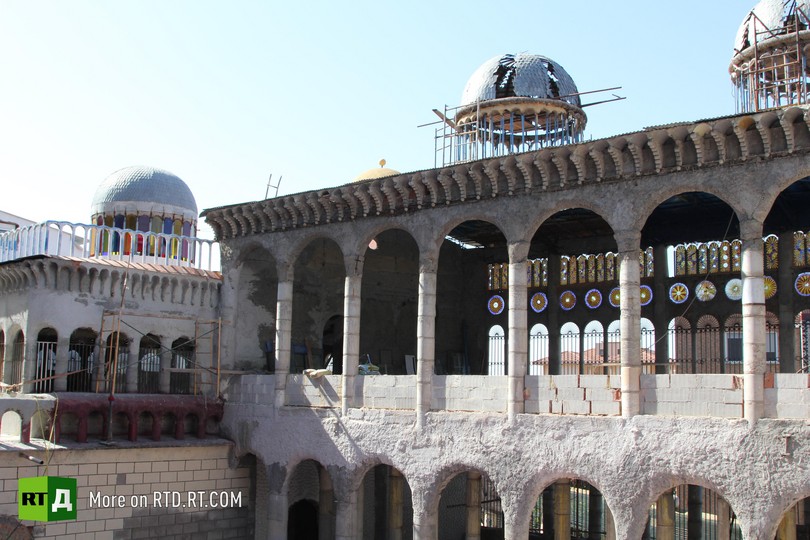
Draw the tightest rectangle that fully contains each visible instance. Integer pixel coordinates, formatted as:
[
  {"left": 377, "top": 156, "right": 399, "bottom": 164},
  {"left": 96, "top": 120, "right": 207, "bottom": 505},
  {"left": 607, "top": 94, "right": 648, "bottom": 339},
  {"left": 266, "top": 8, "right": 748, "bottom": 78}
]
[{"left": 91, "top": 166, "right": 198, "bottom": 218}]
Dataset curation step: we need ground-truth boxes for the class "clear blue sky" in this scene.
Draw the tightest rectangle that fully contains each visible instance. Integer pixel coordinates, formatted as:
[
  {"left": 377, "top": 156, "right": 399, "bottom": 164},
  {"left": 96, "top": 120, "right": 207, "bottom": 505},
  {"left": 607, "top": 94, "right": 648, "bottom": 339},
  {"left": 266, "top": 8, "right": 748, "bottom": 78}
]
[{"left": 0, "top": 1, "right": 755, "bottom": 239}]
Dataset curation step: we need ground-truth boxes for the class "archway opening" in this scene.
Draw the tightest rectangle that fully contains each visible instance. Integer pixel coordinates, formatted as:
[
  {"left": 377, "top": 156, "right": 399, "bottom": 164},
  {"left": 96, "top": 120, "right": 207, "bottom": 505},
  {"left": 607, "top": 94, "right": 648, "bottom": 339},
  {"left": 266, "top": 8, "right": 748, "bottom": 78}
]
[
  {"left": 235, "top": 246, "right": 278, "bottom": 371},
  {"left": 645, "top": 484, "right": 741, "bottom": 540},
  {"left": 360, "top": 464, "right": 413, "bottom": 540},
  {"left": 170, "top": 337, "right": 194, "bottom": 394},
  {"left": 34, "top": 328, "right": 57, "bottom": 393},
  {"left": 138, "top": 334, "right": 160, "bottom": 393},
  {"left": 438, "top": 470, "right": 501, "bottom": 540},
  {"left": 68, "top": 328, "right": 96, "bottom": 392},
  {"left": 527, "top": 478, "right": 613, "bottom": 539},
  {"left": 287, "top": 460, "right": 335, "bottom": 539},
  {"left": 322, "top": 315, "right": 343, "bottom": 374}
]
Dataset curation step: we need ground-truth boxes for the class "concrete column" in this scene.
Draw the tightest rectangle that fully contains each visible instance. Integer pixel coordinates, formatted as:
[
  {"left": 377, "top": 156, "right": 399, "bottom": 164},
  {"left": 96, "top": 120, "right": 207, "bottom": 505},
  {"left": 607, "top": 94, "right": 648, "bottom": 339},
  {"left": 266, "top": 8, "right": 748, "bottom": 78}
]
[
  {"left": 778, "top": 231, "right": 795, "bottom": 372},
  {"left": 53, "top": 335, "right": 70, "bottom": 392},
  {"left": 507, "top": 242, "right": 529, "bottom": 419},
  {"left": 656, "top": 491, "right": 675, "bottom": 540},
  {"left": 741, "top": 218, "right": 766, "bottom": 424},
  {"left": 412, "top": 507, "right": 437, "bottom": 540},
  {"left": 416, "top": 260, "right": 437, "bottom": 429},
  {"left": 777, "top": 504, "right": 797, "bottom": 540},
  {"left": 388, "top": 468, "right": 404, "bottom": 540},
  {"left": 716, "top": 497, "right": 731, "bottom": 540},
  {"left": 335, "top": 488, "right": 361, "bottom": 540},
  {"left": 318, "top": 468, "right": 335, "bottom": 540},
  {"left": 22, "top": 336, "right": 38, "bottom": 394},
  {"left": 275, "top": 276, "right": 294, "bottom": 409},
  {"left": 548, "top": 255, "right": 561, "bottom": 375},
  {"left": 653, "top": 244, "right": 670, "bottom": 374},
  {"left": 618, "top": 230, "right": 642, "bottom": 417},
  {"left": 553, "top": 480, "right": 571, "bottom": 540},
  {"left": 266, "top": 491, "right": 288, "bottom": 539},
  {"left": 465, "top": 471, "right": 481, "bottom": 540},
  {"left": 341, "top": 272, "right": 362, "bottom": 415},
  {"left": 126, "top": 339, "right": 140, "bottom": 393},
  {"left": 159, "top": 336, "right": 171, "bottom": 393}
]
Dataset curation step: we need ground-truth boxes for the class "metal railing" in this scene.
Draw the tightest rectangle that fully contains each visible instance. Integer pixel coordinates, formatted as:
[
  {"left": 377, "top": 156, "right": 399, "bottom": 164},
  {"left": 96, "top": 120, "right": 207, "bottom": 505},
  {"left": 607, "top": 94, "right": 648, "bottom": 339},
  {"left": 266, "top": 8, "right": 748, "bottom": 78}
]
[{"left": 0, "top": 221, "right": 218, "bottom": 271}]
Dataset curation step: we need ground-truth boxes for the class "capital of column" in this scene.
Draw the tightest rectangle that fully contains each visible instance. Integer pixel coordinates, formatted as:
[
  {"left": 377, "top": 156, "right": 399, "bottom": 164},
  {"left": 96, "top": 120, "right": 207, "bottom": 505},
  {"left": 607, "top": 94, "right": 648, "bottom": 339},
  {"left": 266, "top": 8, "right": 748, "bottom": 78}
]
[
  {"left": 615, "top": 229, "right": 642, "bottom": 254},
  {"left": 507, "top": 240, "right": 531, "bottom": 263}
]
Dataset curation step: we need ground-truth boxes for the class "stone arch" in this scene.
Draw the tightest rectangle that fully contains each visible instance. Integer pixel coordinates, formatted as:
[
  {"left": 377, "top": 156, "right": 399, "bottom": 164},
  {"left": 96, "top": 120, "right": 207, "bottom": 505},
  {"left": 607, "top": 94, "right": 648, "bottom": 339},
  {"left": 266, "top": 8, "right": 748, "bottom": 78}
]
[
  {"left": 434, "top": 465, "right": 498, "bottom": 540},
  {"left": 360, "top": 228, "right": 419, "bottom": 374},
  {"left": 67, "top": 328, "right": 96, "bottom": 392},
  {"left": 33, "top": 327, "right": 57, "bottom": 393},
  {"left": 639, "top": 190, "right": 744, "bottom": 243},
  {"left": 645, "top": 482, "right": 742, "bottom": 540},
  {"left": 234, "top": 244, "right": 278, "bottom": 372},
  {"left": 285, "top": 459, "right": 335, "bottom": 540}
]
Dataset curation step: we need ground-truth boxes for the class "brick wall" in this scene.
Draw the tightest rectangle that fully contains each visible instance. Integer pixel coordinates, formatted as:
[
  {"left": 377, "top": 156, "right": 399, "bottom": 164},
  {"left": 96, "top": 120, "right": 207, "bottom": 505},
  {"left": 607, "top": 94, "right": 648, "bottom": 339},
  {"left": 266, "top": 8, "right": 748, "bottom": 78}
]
[
  {"left": 764, "top": 374, "right": 810, "bottom": 418},
  {"left": 640, "top": 374, "right": 744, "bottom": 417},
  {"left": 431, "top": 375, "right": 507, "bottom": 412},
  {"left": 524, "top": 375, "right": 622, "bottom": 416},
  {"left": 0, "top": 442, "right": 253, "bottom": 540}
]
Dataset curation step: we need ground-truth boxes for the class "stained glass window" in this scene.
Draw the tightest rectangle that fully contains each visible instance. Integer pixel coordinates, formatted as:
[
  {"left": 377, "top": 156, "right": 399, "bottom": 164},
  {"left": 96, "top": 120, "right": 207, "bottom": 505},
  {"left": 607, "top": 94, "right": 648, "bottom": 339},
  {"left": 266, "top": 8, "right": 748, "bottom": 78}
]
[
  {"left": 560, "top": 256, "right": 570, "bottom": 285},
  {"left": 731, "top": 240, "right": 742, "bottom": 272},
  {"left": 686, "top": 244, "right": 698, "bottom": 275},
  {"left": 587, "top": 255, "right": 596, "bottom": 282},
  {"left": 596, "top": 254, "right": 605, "bottom": 282},
  {"left": 577, "top": 255, "right": 588, "bottom": 284},
  {"left": 709, "top": 242, "right": 720, "bottom": 272},
  {"left": 795, "top": 231, "right": 805, "bottom": 267},
  {"left": 764, "top": 235, "right": 779, "bottom": 270},
  {"left": 675, "top": 245, "right": 686, "bottom": 276},
  {"left": 720, "top": 242, "right": 731, "bottom": 272},
  {"left": 606, "top": 253, "right": 616, "bottom": 281},
  {"left": 645, "top": 247, "right": 654, "bottom": 277},
  {"left": 698, "top": 244, "right": 708, "bottom": 274}
]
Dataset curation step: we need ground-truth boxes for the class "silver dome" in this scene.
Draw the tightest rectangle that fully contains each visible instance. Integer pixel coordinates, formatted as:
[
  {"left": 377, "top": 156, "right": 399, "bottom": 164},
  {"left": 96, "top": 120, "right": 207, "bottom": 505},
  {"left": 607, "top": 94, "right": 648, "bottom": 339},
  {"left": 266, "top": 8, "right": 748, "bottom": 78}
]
[
  {"left": 91, "top": 166, "right": 198, "bottom": 218},
  {"left": 735, "top": 0, "right": 810, "bottom": 52},
  {"left": 460, "top": 53, "right": 581, "bottom": 107}
]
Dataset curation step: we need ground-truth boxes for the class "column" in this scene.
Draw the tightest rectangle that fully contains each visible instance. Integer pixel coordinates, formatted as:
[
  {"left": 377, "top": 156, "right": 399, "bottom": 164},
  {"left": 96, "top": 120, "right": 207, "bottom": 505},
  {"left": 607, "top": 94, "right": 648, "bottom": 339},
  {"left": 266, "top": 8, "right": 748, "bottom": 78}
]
[
  {"left": 741, "top": 218, "right": 766, "bottom": 424},
  {"left": 22, "top": 335, "right": 38, "bottom": 394},
  {"left": 777, "top": 504, "right": 797, "bottom": 540},
  {"left": 548, "top": 255, "right": 561, "bottom": 375},
  {"left": 656, "top": 491, "right": 675, "bottom": 540},
  {"left": 159, "top": 336, "right": 171, "bottom": 393},
  {"left": 653, "top": 244, "right": 670, "bottom": 374},
  {"left": 605, "top": 504, "right": 616, "bottom": 540},
  {"left": 778, "top": 231, "right": 795, "bottom": 372},
  {"left": 335, "top": 488, "right": 362, "bottom": 540},
  {"left": 507, "top": 242, "right": 529, "bottom": 419},
  {"left": 716, "top": 497, "right": 731, "bottom": 540},
  {"left": 275, "top": 270, "right": 294, "bottom": 410},
  {"left": 416, "top": 258, "right": 437, "bottom": 429},
  {"left": 465, "top": 472, "right": 481, "bottom": 540},
  {"left": 126, "top": 339, "right": 140, "bottom": 393},
  {"left": 341, "top": 270, "right": 362, "bottom": 415},
  {"left": 53, "top": 334, "right": 70, "bottom": 392},
  {"left": 618, "top": 230, "right": 642, "bottom": 417},
  {"left": 388, "top": 468, "right": 404, "bottom": 540},
  {"left": 553, "top": 480, "right": 571, "bottom": 540},
  {"left": 318, "top": 468, "right": 335, "bottom": 540}
]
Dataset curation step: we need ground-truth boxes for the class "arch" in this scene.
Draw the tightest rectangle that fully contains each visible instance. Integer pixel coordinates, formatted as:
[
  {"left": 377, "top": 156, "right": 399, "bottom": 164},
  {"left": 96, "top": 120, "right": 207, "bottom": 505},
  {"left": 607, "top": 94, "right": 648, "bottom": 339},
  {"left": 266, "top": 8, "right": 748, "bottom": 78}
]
[
  {"left": 286, "top": 459, "right": 336, "bottom": 540},
  {"left": 559, "top": 322, "right": 581, "bottom": 375},
  {"left": 645, "top": 483, "right": 741, "bottom": 540},
  {"left": 6, "top": 330, "right": 25, "bottom": 387},
  {"left": 528, "top": 323, "right": 549, "bottom": 375},
  {"left": 487, "top": 325, "right": 505, "bottom": 376},
  {"left": 291, "top": 237, "right": 345, "bottom": 374},
  {"left": 322, "top": 315, "right": 343, "bottom": 375},
  {"left": 234, "top": 244, "right": 278, "bottom": 372},
  {"left": 67, "top": 328, "right": 96, "bottom": 392},
  {"left": 0, "top": 410, "right": 22, "bottom": 440},
  {"left": 437, "top": 468, "right": 502, "bottom": 540},
  {"left": 33, "top": 328, "right": 57, "bottom": 393},
  {"left": 170, "top": 337, "right": 194, "bottom": 394},
  {"left": 360, "top": 228, "right": 419, "bottom": 375},
  {"left": 138, "top": 334, "right": 160, "bottom": 393},
  {"left": 642, "top": 191, "right": 741, "bottom": 252}
]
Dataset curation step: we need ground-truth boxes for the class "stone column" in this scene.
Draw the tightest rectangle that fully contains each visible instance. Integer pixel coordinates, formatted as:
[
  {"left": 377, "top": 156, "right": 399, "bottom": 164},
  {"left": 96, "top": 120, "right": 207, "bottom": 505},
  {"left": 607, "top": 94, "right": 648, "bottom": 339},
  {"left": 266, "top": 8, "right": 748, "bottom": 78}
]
[
  {"left": 553, "top": 480, "right": 571, "bottom": 540},
  {"left": 275, "top": 268, "right": 294, "bottom": 410},
  {"left": 465, "top": 471, "right": 481, "bottom": 540},
  {"left": 618, "top": 230, "right": 642, "bottom": 417},
  {"left": 778, "top": 231, "right": 795, "bottom": 372},
  {"left": 416, "top": 258, "right": 437, "bottom": 429},
  {"left": 159, "top": 336, "right": 171, "bottom": 394},
  {"left": 318, "top": 468, "right": 335, "bottom": 540},
  {"left": 605, "top": 504, "right": 616, "bottom": 540},
  {"left": 548, "top": 255, "right": 561, "bottom": 375},
  {"left": 388, "top": 468, "right": 404, "bottom": 540},
  {"left": 126, "top": 339, "right": 140, "bottom": 393},
  {"left": 335, "top": 488, "right": 361, "bottom": 540},
  {"left": 741, "top": 218, "right": 766, "bottom": 424},
  {"left": 266, "top": 491, "right": 288, "bottom": 538},
  {"left": 656, "top": 491, "right": 675, "bottom": 540},
  {"left": 653, "top": 244, "right": 670, "bottom": 374},
  {"left": 716, "top": 497, "right": 731, "bottom": 540},
  {"left": 53, "top": 334, "right": 70, "bottom": 392},
  {"left": 507, "top": 242, "right": 529, "bottom": 419},
  {"left": 22, "top": 334, "right": 38, "bottom": 394},
  {"left": 341, "top": 270, "right": 362, "bottom": 415}
]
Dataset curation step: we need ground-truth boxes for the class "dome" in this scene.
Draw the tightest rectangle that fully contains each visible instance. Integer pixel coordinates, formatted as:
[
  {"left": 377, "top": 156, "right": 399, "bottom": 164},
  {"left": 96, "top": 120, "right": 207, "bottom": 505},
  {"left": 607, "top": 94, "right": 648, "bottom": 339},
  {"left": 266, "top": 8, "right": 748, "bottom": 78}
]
[
  {"left": 91, "top": 166, "right": 198, "bottom": 218},
  {"left": 734, "top": 0, "right": 810, "bottom": 52},
  {"left": 460, "top": 53, "right": 581, "bottom": 107},
  {"left": 353, "top": 160, "right": 400, "bottom": 182}
]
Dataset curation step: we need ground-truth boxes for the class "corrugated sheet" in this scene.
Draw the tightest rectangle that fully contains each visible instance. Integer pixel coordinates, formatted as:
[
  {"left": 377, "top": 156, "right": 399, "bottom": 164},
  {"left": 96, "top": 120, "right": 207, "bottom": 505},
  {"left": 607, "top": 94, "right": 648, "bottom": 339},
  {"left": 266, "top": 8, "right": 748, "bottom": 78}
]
[{"left": 460, "top": 53, "right": 580, "bottom": 106}]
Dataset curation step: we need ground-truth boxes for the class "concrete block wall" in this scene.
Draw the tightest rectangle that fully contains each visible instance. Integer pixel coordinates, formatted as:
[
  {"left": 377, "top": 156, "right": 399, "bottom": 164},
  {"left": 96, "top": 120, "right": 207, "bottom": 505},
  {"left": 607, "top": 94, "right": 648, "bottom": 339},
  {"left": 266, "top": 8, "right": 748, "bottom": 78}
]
[
  {"left": 223, "top": 374, "right": 276, "bottom": 405},
  {"left": 764, "top": 374, "right": 810, "bottom": 418},
  {"left": 353, "top": 375, "right": 415, "bottom": 410},
  {"left": 0, "top": 442, "right": 252, "bottom": 540},
  {"left": 640, "top": 374, "right": 743, "bottom": 417},
  {"left": 524, "top": 375, "right": 622, "bottom": 416},
  {"left": 431, "top": 375, "right": 507, "bottom": 412},
  {"left": 285, "top": 374, "right": 341, "bottom": 408}
]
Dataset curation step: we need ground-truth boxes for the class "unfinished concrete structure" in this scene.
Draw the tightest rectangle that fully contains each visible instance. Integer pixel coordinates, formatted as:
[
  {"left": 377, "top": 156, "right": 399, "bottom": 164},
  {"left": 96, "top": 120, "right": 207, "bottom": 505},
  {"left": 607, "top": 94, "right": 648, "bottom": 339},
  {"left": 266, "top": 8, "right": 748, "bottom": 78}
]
[{"left": 2, "top": 1, "right": 810, "bottom": 539}]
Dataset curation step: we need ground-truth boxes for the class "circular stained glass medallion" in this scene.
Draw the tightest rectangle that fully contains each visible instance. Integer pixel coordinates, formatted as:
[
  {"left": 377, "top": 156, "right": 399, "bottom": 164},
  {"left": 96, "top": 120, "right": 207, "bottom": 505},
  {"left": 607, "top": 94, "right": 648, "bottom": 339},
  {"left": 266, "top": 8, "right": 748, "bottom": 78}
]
[
  {"left": 725, "top": 279, "right": 743, "bottom": 301},
  {"left": 608, "top": 287, "right": 620, "bottom": 308},
  {"left": 695, "top": 280, "right": 717, "bottom": 302},
  {"left": 585, "top": 289, "right": 602, "bottom": 309},
  {"left": 560, "top": 290, "right": 577, "bottom": 311},
  {"left": 795, "top": 272, "right": 810, "bottom": 297},
  {"left": 669, "top": 283, "right": 689, "bottom": 304},
  {"left": 488, "top": 294, "right": 505, "bottom": 315},
  {"left": 530, "top": 292, "right": 548, "bottom": 313},
  {"left": 640, "top": 285, "right": 653, "bottom": 306},
  {"left": 764, "top": 276, "right": 777, "bottom": 300}
]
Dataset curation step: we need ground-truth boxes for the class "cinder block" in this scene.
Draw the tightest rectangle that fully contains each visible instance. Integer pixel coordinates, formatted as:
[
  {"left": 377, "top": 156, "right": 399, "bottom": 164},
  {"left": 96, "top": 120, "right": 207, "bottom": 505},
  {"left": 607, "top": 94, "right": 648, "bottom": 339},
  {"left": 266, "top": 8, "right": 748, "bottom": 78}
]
[
  {"left": 579, "top": 375, "right": 610, "bottom": 389},
  {"left": 562, "top": 399, "right": 591, "bottom": 415},
  {"left": 591, "top": 400, "right": 621, "bottom": 416},
  {"left": 773, "top": 374, "right": 810, "bottom": 389},
  {"left": 776, "top": 403, "right": 810, "bottom": 418},
  {"left": 553, "top": 374, "right": 580, "bottom": 388},
  {"left": 551, "top": 400, "right": 564, "bottom": 414},
  {"left": 669, "top": 375, "right": 700, "bottom": 388},
  {"left": 556, "top": 387, "right": 585, "bottom": 401},
  {"left": 585, "top": 388, "right": 616, "bottom": 402},
  {"left": 698, "top": 374, "right": 737, "bottom": 390},
  {"left": 705, "top": 402, "right": 743, "bottom": 418}
]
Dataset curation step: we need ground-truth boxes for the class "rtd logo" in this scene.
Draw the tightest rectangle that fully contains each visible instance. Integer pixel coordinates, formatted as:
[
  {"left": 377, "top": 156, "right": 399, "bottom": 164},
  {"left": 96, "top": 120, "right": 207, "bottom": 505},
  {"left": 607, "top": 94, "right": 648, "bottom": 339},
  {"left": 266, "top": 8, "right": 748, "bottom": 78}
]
[{"left": 18, "top": 477, "right": 77, "bottom": 522}]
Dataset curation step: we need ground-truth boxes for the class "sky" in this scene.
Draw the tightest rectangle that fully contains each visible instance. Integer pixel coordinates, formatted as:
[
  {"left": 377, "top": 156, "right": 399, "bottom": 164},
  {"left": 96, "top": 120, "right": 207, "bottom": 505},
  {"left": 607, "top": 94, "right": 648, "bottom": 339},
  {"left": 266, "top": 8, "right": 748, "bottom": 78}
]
[{"left": 0, "top": 0, "right": 757, "bottom": 240}]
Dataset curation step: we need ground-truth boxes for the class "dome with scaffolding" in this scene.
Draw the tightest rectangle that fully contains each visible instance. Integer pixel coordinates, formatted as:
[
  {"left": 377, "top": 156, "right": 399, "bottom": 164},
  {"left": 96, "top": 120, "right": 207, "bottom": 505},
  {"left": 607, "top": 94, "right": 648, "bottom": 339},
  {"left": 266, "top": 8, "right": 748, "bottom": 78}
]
[
  {"left": 730, "top": 0, "right": 810, "bottom": 112},
  {"left": 437, "top": 53, "right": 586, "bottom": 167}
]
